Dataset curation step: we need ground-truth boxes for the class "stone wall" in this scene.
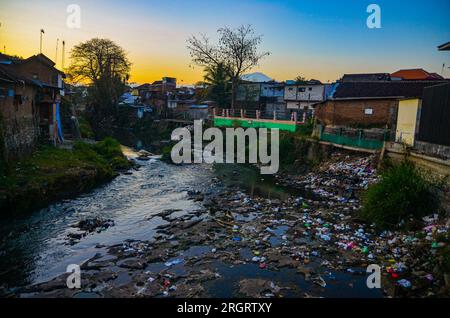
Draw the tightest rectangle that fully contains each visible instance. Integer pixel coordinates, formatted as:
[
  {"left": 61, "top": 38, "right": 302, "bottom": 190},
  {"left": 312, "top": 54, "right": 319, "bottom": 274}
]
[{"left": 414, "top": 140, "right": 450, "bottom": 160}]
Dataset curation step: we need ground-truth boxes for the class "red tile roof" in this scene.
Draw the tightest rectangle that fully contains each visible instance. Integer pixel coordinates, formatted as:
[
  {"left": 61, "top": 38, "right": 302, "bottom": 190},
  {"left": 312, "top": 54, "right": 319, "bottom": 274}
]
[{"left": 391, "top": 69, "right": 444, "bottom": 80}]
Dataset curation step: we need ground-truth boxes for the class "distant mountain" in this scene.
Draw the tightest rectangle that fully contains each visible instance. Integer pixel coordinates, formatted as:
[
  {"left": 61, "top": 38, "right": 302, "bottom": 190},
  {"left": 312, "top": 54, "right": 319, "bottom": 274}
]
[{"left": 241, "top": 72, "right": 274, "bottom": 83}]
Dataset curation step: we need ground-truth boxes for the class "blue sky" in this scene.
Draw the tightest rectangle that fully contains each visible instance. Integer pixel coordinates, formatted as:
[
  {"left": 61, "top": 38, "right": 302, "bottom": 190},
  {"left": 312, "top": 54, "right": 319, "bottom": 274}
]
[{"left": 1, "top": 0, "right": 449, "bottom": 83}]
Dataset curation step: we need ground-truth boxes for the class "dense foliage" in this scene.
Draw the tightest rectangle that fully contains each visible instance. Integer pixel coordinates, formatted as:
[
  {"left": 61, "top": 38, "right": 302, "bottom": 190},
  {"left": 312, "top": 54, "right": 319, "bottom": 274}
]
[{"left": 361, "top": 161, "right": 441, "bottom": 229}]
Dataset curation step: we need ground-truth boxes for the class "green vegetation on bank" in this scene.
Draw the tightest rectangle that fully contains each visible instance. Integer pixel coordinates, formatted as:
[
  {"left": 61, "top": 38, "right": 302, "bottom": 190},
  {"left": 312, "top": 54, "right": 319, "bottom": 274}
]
[
  {"left": 0, "top": 137, "right": 131, "bottom": 215},
  {"left": 78, "top": 116, "right": 95, "bottom": 139},
  {"left": 277, "top": 129, "right": 323, "bottom": 170},
  {"left": 361, "top": 160, "right": 442, "bottom": 230}
]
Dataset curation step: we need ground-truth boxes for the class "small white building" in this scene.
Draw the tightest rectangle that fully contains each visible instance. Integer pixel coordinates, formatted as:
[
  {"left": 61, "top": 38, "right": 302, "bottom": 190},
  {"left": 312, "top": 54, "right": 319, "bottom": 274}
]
[{"left": 284, "top": 81, "right": 326, "bottom": 111}]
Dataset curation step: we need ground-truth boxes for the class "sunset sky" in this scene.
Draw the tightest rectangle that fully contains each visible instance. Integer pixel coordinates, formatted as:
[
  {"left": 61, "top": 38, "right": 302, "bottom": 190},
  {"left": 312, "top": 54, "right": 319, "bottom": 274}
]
[{"left": 1, "top": 0, "right": 449, "bottom": 85}]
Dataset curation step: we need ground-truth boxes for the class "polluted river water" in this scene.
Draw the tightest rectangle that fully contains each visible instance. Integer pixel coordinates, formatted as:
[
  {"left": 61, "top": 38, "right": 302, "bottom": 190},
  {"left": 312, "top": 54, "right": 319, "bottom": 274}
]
[{"left": 0, "top": 149, "right": 382, "bottom": 298}]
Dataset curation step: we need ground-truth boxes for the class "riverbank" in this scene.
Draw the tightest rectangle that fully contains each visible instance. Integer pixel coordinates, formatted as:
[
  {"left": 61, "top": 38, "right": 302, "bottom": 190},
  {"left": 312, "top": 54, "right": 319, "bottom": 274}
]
[
  {"left": 0, "top": 138, "right": 133, "bottom": 217},
  {"left": 13, "top": 152, "right": 449, "bottom": 298}
]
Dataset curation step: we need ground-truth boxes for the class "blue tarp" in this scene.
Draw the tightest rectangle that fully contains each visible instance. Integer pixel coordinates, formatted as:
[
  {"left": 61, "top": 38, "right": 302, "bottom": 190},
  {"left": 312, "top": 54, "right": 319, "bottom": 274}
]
[{"left": 55, "top": 102, "right": 64, "bottom": 143}]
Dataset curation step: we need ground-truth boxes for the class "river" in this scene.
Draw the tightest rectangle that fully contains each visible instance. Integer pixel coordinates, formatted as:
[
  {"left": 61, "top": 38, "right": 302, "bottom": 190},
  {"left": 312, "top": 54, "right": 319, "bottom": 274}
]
[
  {"left": 0, "top": 155, "right": 304, "bottom": 287},
  {"left": 0, "top": 146, "right": 382, "bottom": 298}
]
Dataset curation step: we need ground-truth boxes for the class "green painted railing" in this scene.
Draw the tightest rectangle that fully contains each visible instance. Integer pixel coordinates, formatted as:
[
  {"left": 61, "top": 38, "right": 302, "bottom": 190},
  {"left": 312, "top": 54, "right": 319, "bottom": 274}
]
[
  {"left": 320, "top": 132, "right": 385, "bottom": 150},
  {"left": 213, "top": 117, "right": 297, "bottom": 132}
]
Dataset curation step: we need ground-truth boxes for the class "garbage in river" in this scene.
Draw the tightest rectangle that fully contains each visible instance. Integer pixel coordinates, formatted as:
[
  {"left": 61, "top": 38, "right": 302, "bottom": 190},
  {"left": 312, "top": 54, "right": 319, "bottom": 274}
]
[{"left": 11, "top": 151, "right": 449, "bottom": 298}]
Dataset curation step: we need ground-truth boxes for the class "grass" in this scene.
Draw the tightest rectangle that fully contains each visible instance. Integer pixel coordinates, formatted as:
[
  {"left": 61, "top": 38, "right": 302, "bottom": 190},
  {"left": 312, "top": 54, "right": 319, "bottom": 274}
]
[
  {"left": 0, "top": 137, "right": 131, "bottom": 215},
  {"left": 361, "top": 160, "right": 441, "bottom": 230}
]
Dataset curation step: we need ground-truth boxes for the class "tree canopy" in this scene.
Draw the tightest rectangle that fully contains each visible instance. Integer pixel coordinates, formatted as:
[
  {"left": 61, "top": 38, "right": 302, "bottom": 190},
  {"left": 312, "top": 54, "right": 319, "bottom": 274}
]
[
  {"left": 67, "top": 38, "right": 131, "bottom": 120},
  {"left": 67, "top": 38, "right": 130, "bottom": 84}
]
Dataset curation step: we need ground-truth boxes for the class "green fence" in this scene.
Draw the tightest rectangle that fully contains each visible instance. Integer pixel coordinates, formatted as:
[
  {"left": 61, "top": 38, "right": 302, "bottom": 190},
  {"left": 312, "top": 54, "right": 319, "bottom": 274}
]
[
  {"left": 320, "top": 131, "right": 386, "bottom": 150},
  {"left": 214, "top": 117, "right": 297, "bottom": 132}
]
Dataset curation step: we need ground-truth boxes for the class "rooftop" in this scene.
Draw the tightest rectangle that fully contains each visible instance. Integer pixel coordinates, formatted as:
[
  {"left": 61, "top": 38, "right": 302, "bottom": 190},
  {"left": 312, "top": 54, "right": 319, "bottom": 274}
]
[
  {"left": 341, "top": 73, "right": 391, "bottom": 82},
  {"left": 438, "top": 42, "right": 450, "bottom": 51},
  {"left": 332, "top": 81, "right": 449, "bottom": 100},
  {"left": 391, "top": 69, "right": 444, "bottom": 80}
]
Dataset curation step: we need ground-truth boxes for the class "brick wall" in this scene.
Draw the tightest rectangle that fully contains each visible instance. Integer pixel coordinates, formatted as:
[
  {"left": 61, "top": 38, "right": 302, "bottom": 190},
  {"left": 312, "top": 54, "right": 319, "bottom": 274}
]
[
  {"left": 315, "top": 99, "right": 398, "bottom": 127},
  {"left": 0, "top": 83, "right": 39, "bottom": 160}
]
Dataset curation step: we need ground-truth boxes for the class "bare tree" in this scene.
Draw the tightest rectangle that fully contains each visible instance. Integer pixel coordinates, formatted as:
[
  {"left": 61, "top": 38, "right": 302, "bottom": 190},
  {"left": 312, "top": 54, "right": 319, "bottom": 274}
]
[{"left": 187, "top": 25, "right": 269, "bottom": 108}]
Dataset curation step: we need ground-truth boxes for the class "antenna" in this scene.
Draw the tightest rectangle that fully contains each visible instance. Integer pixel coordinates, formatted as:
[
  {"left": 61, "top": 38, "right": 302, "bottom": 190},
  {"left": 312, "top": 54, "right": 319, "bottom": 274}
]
[
  {"left": 55, "top": 38, "right": 59, "bottom": 66},
  {"left": 40, "top": 29, "right": 45, "bottom": 54}
]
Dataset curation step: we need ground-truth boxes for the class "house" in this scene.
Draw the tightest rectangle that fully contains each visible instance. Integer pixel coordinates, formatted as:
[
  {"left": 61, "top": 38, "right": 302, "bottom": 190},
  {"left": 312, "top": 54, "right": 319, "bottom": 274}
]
[
  {"left": 236, "top": 81, "right": 286, "bottom": 114},
  {"left": 284, "top": 80, "right": 327, "bottom": 113},
  {"left": 134, "top": 77, "right": 177, "bottom": 116},
  {"left": 14, "top": 54, "right": 65, "bottom": 143},
  {"left": 438, "top": 42, "right": 450, "bottom": 51},
  {"left": 395, "top": 98, "right": 422, "bottom": 146},
  {"left": 415, "top": 82, "right": 450, "bottom": 157},
  {"left": 315, "top": 81, "right": 447, "bottom": 128},
  {"left": 0, "top": 53, "right": 65, "bottom": 160},
  {"left": 0, "top": 57, "right": 39, "bottom": 160},
  {"left": 391, "top": 69, "right": 444, "bottom": 81},
  {"left": 150, "top": 77, "right": 177, "bottom": 94},
  {"left": 391, "top": 43, "right": 450, "bottom": 159}
]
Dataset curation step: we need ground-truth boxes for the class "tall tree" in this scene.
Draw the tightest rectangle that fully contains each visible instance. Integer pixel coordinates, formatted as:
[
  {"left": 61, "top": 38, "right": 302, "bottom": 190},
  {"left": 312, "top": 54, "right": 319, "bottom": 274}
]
[
  {"left": 67, "top": 38, "right": 131, "bottom": 118},
  {"left": 187, "top": 25, "right": 269, "bottom": 108},
  {"left": 203, "top": 63, "right": 231, "bottom": 108}
]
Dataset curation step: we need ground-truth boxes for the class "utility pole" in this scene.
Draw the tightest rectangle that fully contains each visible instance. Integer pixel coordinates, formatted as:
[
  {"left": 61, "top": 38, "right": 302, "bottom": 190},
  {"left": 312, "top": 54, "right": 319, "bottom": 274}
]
[
  {"left": 40, "top": 29, "right": 45, "bottom": 54},
  {"left": 0, "top": 22, "right": 3, "bottom": 54},
  {"left": 62, "top": 40, "right": 65, "bottom": 69}
]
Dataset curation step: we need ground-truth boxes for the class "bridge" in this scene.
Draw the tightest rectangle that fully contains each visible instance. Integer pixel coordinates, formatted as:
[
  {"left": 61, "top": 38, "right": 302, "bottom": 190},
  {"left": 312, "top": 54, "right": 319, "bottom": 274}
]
[{"left": 213, "top": 109, "right": 307, "bottom": 132}]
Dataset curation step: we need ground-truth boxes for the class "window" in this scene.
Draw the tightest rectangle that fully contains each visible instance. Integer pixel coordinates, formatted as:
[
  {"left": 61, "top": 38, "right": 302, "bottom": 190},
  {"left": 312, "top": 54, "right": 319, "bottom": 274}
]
[
  {"left": 308, "top": 87, "right": 313, "bottom": 91},
  {"left": 298, "top": 87, "right": 306, "bottom": 92},
  {"left": 364, "top": 108, "right": 374, "bottom": 115}
]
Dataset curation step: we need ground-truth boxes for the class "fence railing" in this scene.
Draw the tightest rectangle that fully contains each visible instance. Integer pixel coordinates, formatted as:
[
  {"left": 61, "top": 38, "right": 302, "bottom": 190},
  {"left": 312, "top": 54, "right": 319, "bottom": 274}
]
[
  {"left": 320, "top": 126, "right": 389, "bottom": 150},
  {"left": 214, "top": 108, "right": 308, "bottom": 123}
]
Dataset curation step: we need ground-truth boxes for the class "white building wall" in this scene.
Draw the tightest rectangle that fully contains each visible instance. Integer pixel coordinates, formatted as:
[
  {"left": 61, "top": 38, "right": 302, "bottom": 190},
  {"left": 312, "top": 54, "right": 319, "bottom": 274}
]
[{"left": 284, "top": 84, "right": 325, "bottom": 103}]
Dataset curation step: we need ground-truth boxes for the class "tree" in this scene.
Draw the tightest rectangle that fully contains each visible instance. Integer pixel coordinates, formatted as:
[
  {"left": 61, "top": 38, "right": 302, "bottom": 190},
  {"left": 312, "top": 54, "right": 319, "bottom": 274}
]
[
  {"left": 203, "top": 63, "right": 231, "bottom": 108},
  {"left": 295, "top": 76, "right": 308, "bottom": 84},
  {"left": 67, "top": 38, "right": 131, "bottom": 118},
  {"left": 187, "top": 25, "right": 269, "bottom": 108}
]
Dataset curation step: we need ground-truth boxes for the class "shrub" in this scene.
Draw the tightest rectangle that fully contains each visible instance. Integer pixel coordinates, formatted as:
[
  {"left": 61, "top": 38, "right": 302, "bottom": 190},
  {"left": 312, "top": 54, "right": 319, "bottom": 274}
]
[
  {"left": 78, "top": 116, "right": 95, "bottom": 139},
  {"left": 74, "top": 138, "right": 131, "bottom": 171},
  {"left": 161, "top": 144, "right": 174, "bottom": 163},
  {"left": 297, "top": 119, "right": 313, "bottom": 137},
  {"left": 94, "top": 137, "right": 123, "bottom": 161},
  {"left": 361, "top": 161, "right": 441, "bottom": 229}
]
